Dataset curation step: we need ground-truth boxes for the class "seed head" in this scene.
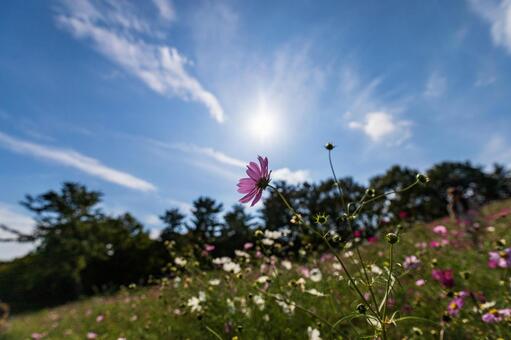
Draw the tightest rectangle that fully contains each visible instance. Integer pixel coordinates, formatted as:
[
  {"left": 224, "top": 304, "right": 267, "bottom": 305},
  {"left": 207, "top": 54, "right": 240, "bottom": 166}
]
[
  {"left": 416, "top": 173, "right": 430, "bottom": 184},
  {"left": 324, "top": 142, "right": 335, "bottom": 151},
  {"left": 386, "top": 232, "right": 399, "bottom": 244}
]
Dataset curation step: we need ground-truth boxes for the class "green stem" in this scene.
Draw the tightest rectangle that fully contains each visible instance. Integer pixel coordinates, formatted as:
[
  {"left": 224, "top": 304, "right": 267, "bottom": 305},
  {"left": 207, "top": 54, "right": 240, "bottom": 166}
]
[
  {"left": 205, "top": 325, "right": 224, "bottom": 340},
  {"left": 268, "top": 184, "right": 384, "bottom": 326},
  {"left": 259, "top": 289, "right": 338, "bottom": 333},
  {"left": 381, "top": 244, "right": 394, "bottom": 339},
  {"left": 328, "top": 150, "right": 347, "bottom": 212}
]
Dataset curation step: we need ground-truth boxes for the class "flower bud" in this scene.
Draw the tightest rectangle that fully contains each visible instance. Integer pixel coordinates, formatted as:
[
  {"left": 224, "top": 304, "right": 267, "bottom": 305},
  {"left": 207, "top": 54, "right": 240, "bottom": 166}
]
[
  {"left": 356, "top": 303, "right": 367, "bottom": 314},
  {"left": 324, "top": 142, "right": 335, "bottom": 151},
  {"left": 416, "top": 173, "right": 430, "bottom": 184},
  {"left": 254, "top": 229, "right": 264, "bottom": 237},
  {"left": 365, "top": 188, "right": 376, "bottom": 197},
  {"left": 386, "top": 232, "right": 398, "bottom": 244}
]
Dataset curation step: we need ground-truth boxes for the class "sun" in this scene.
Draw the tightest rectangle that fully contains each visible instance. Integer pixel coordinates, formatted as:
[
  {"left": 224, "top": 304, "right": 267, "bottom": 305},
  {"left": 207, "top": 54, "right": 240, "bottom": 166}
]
[{"left": 247, "top": 96, "right": 280, "bottom": 144}]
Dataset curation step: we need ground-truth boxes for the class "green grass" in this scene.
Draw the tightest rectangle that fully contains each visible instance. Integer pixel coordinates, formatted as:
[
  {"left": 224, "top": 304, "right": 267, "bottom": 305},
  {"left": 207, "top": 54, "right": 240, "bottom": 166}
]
[{"left": 2, "top": 200, "right": 511, "bottom": 339}]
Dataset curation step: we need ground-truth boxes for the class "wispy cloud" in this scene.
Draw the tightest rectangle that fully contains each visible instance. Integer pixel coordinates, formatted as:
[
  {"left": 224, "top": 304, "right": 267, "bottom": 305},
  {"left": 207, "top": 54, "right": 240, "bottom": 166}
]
[
  {"left": 55, "top": 0, "right": 224, "bottom": 122},
  {"left": 469, "top": 0, "right": 511, "bottom": 55},
  {"left": 340, "top": 67, "right": 413, "bottom": 146},
  {"left": 152, "top": 0, "right": 176, "bottom": 22},
  {"left": 0, "top": 131, "right": 156, "bottom": 192},
  {"left": 0, "top": 203, "right": 35, "bottom": 260},
  {"left": 272, "top": 168, "right": 311, "bottom": 185},
  {"left": 348, "top": 112, "right": 412, "bottom": 146},
  {"left": 479, "top": 134, "right": 511, "bottom": 167},
  {"left": 424, "top": 72, "right": 447, "bottom": 98},
  {"left": 142, "top": 137, "right": 312, "bottom": 184}
]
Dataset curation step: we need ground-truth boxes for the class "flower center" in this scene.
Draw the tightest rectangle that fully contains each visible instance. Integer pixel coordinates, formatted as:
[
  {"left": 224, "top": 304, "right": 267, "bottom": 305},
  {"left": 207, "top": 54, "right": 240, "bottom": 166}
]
[{"left": 257, "top": 177, "right": 270, "bottom": 190}]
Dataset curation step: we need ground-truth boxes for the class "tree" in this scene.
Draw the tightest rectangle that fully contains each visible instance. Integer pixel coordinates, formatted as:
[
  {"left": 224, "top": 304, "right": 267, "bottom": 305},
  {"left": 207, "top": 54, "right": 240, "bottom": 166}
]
[
  {"left": 159, "top": 208, "right": 186, "bottom": 241},
  {"left": 189, "top": 197, "right": 223, "bottom": 243},
  {"left": 216, "top": 204, "right": 255, "bottom": 256}
]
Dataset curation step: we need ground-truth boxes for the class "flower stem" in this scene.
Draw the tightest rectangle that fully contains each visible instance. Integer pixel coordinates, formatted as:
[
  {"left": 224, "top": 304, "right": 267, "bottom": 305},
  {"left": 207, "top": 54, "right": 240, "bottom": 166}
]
[
  {"left": 328, "top": 150, "right": 347, "bottom": 212},
  {"left": 381, "top": 243, "right": 394, "bottom": 339}
]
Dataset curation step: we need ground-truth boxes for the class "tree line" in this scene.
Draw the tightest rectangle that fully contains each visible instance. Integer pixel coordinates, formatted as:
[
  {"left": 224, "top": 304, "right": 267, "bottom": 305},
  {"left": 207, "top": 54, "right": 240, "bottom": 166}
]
[{"left": 0, "top": 161, "right": 509, "bottom": 312}]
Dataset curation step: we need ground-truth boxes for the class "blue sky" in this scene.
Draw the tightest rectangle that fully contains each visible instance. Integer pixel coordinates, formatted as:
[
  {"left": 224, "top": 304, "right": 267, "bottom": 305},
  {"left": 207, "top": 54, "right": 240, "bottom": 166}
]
[{"left": 1, "top": 0, "right": 511, "bottom": 259}]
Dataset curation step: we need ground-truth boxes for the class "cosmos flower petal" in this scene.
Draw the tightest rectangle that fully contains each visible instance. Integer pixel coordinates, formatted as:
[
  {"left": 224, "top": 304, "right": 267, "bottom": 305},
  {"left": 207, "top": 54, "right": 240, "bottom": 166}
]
[
  {"left": 251, "top": 190, "right": 263, "bottom": 206},
  {"left": 246, "top": 167, "right": 259, "bottom": 180},
  {"left": 237, "top": 178, "right": 255, "bottom": 187},
  {"left": 249, "top": 162, "right": 261, "bottom": 176},
  {"left": 240, "top": 188, "right": 258, "bottom": 203}
]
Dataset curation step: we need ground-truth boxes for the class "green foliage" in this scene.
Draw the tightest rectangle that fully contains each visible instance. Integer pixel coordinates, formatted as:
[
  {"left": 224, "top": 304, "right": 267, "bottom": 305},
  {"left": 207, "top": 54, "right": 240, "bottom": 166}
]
[{"left": 3, "top": 199, "right": 511, "bottom": 339}]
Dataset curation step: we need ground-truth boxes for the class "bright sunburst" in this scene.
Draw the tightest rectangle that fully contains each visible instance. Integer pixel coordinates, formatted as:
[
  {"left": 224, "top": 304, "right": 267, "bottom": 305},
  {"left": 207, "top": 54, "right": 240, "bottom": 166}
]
[{"left": 247, "top": 96, "right": 281, "bottom": 144}]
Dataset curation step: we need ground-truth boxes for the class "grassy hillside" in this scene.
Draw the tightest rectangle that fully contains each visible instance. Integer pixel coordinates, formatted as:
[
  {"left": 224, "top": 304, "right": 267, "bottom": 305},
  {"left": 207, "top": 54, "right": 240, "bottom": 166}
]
[{"left": 1, "top": 200, "right": 511, "bottom": 339}]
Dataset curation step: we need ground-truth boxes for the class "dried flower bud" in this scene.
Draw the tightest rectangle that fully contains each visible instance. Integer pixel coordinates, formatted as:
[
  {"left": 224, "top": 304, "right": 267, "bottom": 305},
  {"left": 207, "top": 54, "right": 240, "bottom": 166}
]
[
  {"left": 324, "top": 142, "right": 335, "bottom": 151},
  {"left": 365, "top": 188, "right": 376, "bottom": 197},
  {"left": 386, "top": 232, "right": 398, "bottom": 244},
  {"left": 416, "top": 173, "right": 430, "bottom": 184}
]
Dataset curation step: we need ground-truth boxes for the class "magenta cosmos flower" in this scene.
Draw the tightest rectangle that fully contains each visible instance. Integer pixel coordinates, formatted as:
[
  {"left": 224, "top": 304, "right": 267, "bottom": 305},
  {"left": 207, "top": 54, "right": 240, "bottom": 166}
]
[{"left": 237, "top": 156, "right": 271, "bottom": 206}]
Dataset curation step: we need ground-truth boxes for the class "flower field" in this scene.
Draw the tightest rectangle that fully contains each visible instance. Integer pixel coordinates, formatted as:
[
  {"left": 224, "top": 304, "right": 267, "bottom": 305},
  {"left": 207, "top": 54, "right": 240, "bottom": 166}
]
[{"left": 3, "top": 199, "right": 510, "bottom": 340}]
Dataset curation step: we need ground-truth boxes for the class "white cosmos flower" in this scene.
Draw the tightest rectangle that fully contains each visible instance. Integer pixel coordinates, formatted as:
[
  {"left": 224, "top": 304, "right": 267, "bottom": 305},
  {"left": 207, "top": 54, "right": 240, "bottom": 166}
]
[
  {"left": 212, "top": 257, "right": 231, "bottom": 265},
  {"left": 281, "top": 260, "right": 292, "bottom": 270},
  {"left": 307, "top": 327, "right": 322, "bottom": 340},
  {"left": 305, "top": 288, "right": 326, "bottom": 297},
  {"left": 222, "top": 261, "right": 241, "bottom": 274},
  {"left": 309, "top": 268, "right": 322, "bottom": 282},
  {"left": 186, "top": 296, "right": 202, "bottom": 313},
  {"left": 174, "top": 257, "right": 187, "bottom": 267},
  {"left": 261, "top": 238, "right": 274, "bottom": 246},
  {"left": 256, "top": 275, "right": 270, "bottom": 284},
  {"left": 198, "top": 291, "right": 206, "bottom": 302},
  {"left": 253, "top": 294, "right": 265, "bottom": 310},
  {"left": 234, "top": 250, "right": 250, "bottom": 258},
  {"left": 275, "top": 295, "right": 295, "bottom": 315},
  {"left": 208, "top": 279, "right": 221, "bottom": 286},
  {"left": 370, "top": 264, "right": 383, "bottom": 275}
]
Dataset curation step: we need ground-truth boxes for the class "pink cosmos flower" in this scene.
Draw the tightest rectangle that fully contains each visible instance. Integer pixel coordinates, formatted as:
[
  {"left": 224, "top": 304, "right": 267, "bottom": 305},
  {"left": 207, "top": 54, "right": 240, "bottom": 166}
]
[
  {"left": 237, "top": 156, "right": 271, "bottom": 207},
  {"left": 353, "top": 230, "right": 362, "bottom": 238},
  {"left": 398, "top": 211, "right": 408, "bottom": 219},
  {"left": 367, "top": 236, "right": 378, "bottom": 244},
  {"left": 481, "top": 308, "right": 511, "bottom": 323},
  {"left": 31, "top": 334, "right": 44, "bottom": 340},
  {"left": 488, "top": 248, "right": 511, "bottom": 269},
  {"left": 433, "top": 225, "right": 448, "bottom": 236},
  {"left": 403, "top": 255, "right": 421, "bottom": 270},
  {"left": 243, "top": 242, "right": 254, "bottom": 250},
  {"left": 447, "top": 297, "right": 464, "bottom": 316},
  {"left": 429, "top": 241, "right": 441, "bottom": 248},
  {"left": 415, "top": 279, "right": 426, "bottom": 286},
  {"left": 204, "top": 244, "right": 215, "bottom": 252},
  {"left": 432, "top": 269, "right": 454, "bottom": 288},
  {"left": 87, "top": 333, "right": 98, "bottom": 339}
]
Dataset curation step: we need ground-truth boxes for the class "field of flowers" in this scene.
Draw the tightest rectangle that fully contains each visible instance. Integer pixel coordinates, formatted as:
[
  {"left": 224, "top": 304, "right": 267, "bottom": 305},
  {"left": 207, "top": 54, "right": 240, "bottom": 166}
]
[{"left": 2, "top": 198, "right": 510, "bottom": 340}]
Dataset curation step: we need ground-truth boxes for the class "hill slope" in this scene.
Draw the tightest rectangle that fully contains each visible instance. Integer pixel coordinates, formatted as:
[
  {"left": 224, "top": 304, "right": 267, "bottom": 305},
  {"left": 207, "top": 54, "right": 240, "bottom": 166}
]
[{"left": 2, "top": 200, "right": 511, "bottom": 339}]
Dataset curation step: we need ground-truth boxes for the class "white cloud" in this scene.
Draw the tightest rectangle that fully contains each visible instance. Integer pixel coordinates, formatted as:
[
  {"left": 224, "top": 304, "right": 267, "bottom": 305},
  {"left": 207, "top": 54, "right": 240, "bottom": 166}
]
[
  {"left": 0, "top": 131, "right": 156, "bottom": 192},
  {"left": 142, "top": 137, "right": 312, "bottom": 184},
  {"left": 171, "top": 143, "right": 246, "bottom": 168},
  {"left": 469, "top": 0, "right": 511, "bottom": 55},
  {"left": 166, "top": 198, "right": 193, "bottom": 213},
  {"left": 56, "top": 0, "right": 224, "bottom": 123},
  {"left": 338, "top": 66, "right": 413, "bottom": 147},
  {"left": 424, "top": 72, "right": 447, "bottom": 98},
  {"left": 144, "top": 214, "right": 161, "bottom": 226},
  {"left": 0, "top": 203, "right": 35, "bottom": 260},
  {"left": 272, "top": 168, "right": 312, "bottom": 185},
  {"left": 148, "top": 228, "right": 161, "bottom": 240},
  {"left": 348, "top": 111, "right": 412, "bottom": 145},
  {"left": 479, "top": 134, "right": 511, "bottom": 167},
  {"left": 152, "top": 0, "right": 176, "bottom": 22}
]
